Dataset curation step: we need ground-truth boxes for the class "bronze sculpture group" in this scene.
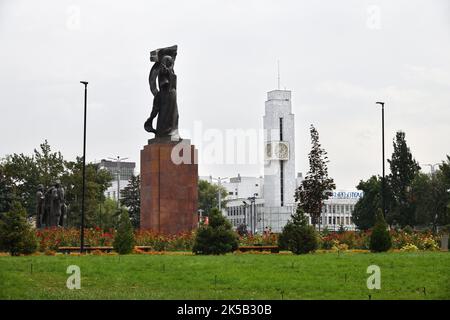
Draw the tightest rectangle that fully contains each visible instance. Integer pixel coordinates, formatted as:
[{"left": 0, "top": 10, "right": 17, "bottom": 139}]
[{"left": 36, "top": 180, "right": 67, "bottom": 228}]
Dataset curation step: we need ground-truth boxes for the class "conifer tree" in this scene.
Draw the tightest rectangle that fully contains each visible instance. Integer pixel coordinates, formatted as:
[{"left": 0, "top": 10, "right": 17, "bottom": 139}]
[{"left": 295, "top": 125, "right": 335, "bottom": 230}]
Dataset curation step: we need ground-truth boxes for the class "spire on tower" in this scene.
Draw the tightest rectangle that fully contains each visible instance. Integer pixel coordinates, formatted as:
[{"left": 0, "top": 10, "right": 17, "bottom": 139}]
[{"left": 277, "top": 60, "right": 280, "bottom": 90}]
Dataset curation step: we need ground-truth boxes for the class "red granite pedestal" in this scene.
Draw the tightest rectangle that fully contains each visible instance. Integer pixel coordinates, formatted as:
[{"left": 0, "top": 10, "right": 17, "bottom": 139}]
[{"left": 140, "top": 139, "right": 198, "bottom": 234}]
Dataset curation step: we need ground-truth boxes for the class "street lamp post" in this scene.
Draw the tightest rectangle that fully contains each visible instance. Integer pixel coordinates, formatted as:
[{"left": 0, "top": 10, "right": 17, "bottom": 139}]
[
  {"left": 242, "top": 201, "right": 249, "bottom": 231},
  {"left": 376, "top": 101, "right": 386, "bottom": 218},
  {"left": 211, "top": 176, "right": 228, "bottom": 211},
  {"left": 108, "top": 156, "right": 128, "bottom": 209},
  {"left": 198, "top": 209, "right": 204, "bottom": 226},
  {"left": 80, "top": 81, "right": 88, "bottom": 254},
  {"left": 247, "top": 195, "right": 257, "bottom": 234},
  {"left": 423, "top": 163, "right": 440, "bottom": 175}
]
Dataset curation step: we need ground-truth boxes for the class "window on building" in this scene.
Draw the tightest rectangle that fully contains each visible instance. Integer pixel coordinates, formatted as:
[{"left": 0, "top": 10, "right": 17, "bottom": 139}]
[
  {"left": 328, "top": 217, "right": 332, "bottom": 224},
  {"left": 228, "top": 192, "right": 233, "bottom": 195},
  {"left": 333, "top": 217, "right": 336, "bottom": 225}
]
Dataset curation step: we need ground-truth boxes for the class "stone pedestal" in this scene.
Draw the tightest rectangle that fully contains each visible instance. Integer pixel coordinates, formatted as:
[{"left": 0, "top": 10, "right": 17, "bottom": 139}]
[{"left": 140, "top": 139, "right": 198, "bottom": 234}]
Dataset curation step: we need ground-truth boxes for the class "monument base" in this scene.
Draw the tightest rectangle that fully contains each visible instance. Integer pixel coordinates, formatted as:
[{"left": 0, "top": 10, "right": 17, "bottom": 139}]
[{"left": 140, "top": 139, "right": 198, "bottom": 234}]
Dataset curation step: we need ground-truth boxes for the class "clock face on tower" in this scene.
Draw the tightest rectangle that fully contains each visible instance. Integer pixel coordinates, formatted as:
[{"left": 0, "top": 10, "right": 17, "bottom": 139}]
[
  {"left": 275, "top": 143, "right": 289, "bottom": 159},
  {"left": 265, "top": 141, "right": 289, "bottom": 160}
]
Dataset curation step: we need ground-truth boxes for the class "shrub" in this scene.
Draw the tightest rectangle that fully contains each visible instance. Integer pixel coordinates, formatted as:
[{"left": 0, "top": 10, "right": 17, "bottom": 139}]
[
  {"left": 113, "top": 210, "right": 135, "bottom": 254},
  {"left": 0, "top": 202, "right": 38, "bottom": 256},
  {"left": 369, "top": 210, "right": 392, "bottom": 252},
  {"left": 400, "top": 243, "right": 419, "bottom": 252},
  {"left": 420, "top": 236, "right": 439, "bottom": 251},
  {"left": 193, "top": 208, "right": 239, "bottom": 255},
  {"left": 278, "top": 207, "right": 318, "bottom": 254},
  {"left": 403, "top": 225, "right": 414, "bottom": 234}
]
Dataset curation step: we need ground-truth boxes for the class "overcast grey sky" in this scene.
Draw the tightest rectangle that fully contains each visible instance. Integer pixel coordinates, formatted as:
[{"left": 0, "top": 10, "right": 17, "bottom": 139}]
[{"left": 1, "top": 0, "right": 449, "bottom": 189}]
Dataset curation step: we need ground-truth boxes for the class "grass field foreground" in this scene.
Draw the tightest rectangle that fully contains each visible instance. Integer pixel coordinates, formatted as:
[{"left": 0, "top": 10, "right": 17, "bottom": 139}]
[{"left": 0, "top": 251, "right": 449, "bottom": 299}]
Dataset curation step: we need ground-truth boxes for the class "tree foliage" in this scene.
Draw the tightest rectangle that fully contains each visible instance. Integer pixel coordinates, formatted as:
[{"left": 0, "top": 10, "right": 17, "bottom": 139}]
[
  {"left": 0, "top": 202, "right": 38, "bottom": 255},
  {"left": 92, "top": 198, "right": 120, "bottom": 231},
  {"left": 0, "top": 165, "right": 15, "bottom": 213},
  {"left": 113, "top": 210, "right": 135, "bottom": 254},
  {"left": 387, "top": 131, "right": 421, "bottom": 227},
  {"left": 353, "top": 132, "right": 448, "bottom": 230},
  {"left": 61, "top": 157, "right": 112, "bottom": 228},
  {"left": 120, "top": 174, "right": 140, "bottom": 228},
  {"left": 198, "top": 179, "right": 228, "bottom": 216},
  {"left": 192, "top": 208, "right": 239, "bottom": 255},
  {"left": 411, "top": 160, "right": 450, "bottom": 228},
  {"left": 353, "top": 176, "right": 381, "bottom": 230},
  {"left": 369, "top": 210, "right": 392, "bottom": 252},
  {"left": 295, "top": 125, "right": 335, "bottom": 228}
]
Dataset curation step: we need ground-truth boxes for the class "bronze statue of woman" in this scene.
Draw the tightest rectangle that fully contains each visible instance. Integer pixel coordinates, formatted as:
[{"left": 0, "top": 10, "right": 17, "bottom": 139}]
[{"left": 144, "top": 45, "right": 180, "bottom": 140}]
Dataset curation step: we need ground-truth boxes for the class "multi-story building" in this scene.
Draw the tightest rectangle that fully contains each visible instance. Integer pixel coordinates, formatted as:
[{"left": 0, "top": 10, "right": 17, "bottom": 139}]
[
  {"left": 99, "top": 159, "right": 136, "bottom": 202},
  {"left": 320, "top": 191, "right": 363, "bottom": 231},
  {"left": 225, "top": 190, "right": 362, "bottom": 233}
]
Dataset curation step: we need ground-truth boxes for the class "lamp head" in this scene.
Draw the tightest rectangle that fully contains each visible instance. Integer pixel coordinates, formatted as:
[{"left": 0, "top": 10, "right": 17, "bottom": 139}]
[
  {"left": 80, "top": 81, "right": 88, "bottom": 85},
  {"left": 376, "top": 101, "right": 384, "bottom": 106}
]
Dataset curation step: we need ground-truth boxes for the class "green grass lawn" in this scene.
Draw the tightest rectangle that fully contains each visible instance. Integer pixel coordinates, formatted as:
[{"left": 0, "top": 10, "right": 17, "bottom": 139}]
[{"left": 0, "top": 251, "right": 449, "bottom": 300}]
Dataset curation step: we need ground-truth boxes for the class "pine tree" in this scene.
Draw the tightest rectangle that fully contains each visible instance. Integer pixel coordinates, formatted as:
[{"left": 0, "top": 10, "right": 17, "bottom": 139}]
[
  {"left": 192, "top": 208, "right": 238, "bottom": 255},
  {"left": 0, "top": 202, "right": 38, "bottom": 256},
  {"left": 113, "top": 210, "right": 135, "bottom": 254},
  {"left": 387, "top": 131, "right": 420, "bottom": 227},
  {"left": 295, "top": 125, "right": 335, "bottom": 230},
  {"left": 0, "top": 165, "right": 14, "bottom": 213},
  {"left": 278, "top": 206, "right": 318, "bottom": 254},
  {"left": 120, "top": 174, "right": 140, "bottom": 228},
  {"left": 369, "top": 210, "right": 392, "bottom": 252}
]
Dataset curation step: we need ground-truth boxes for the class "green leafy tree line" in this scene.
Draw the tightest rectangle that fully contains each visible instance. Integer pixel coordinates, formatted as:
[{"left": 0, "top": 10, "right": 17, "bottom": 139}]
[
  {"left": 0, "top": 140, "right": 115, "bottom": 229},
  {"left": 353, "top": 131, "right": 450, "bottom": 230}
]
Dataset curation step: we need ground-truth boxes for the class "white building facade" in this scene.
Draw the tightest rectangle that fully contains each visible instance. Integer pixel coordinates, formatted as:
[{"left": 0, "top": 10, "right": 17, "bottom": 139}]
[
  {"left": 99, "top": 159, "right": 136, "bottom": 202},
  {"left": 320, "top": 191, "right": 363, "bottom": 231},
  {"left": 263, "top": 90, "right": 296, "bottom": 207},
  {"left": 225, "top": 190, "right": 362, "bottom": 233},
  {"left": 199, "top": 174, "right": 264, "bottom": 200}
]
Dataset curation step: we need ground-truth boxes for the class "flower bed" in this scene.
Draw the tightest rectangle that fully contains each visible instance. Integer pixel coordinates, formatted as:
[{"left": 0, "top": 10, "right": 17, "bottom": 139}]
[
  {"left": 36, "top": 227, "right": 115, "bottom": 251},
  {"left": 34, "top": 227, "right": 442, "bottom": 252}
]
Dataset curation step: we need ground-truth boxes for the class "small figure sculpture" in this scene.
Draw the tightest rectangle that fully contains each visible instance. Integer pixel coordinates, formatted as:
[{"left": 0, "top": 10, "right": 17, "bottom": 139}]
[
  {"left": 144, "top": 45, "right": 180, "bottom": 140},
  {"left": 37, "top": 181, "right": 66, "bottom": 228}
]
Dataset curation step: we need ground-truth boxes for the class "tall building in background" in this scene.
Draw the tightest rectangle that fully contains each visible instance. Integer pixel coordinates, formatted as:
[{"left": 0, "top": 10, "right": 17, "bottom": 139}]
[
  {"left": 263, "top": 90, "right": 296, "bottom": 207},
  {"left": 99, "top": 159, "right": 136, "bottom": 201}
]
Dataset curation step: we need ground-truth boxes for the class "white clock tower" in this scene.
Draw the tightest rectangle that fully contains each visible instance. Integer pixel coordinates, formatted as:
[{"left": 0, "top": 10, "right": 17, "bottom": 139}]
[{"left": 263, "top": 89, "right": 296, "bottom": 208}]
